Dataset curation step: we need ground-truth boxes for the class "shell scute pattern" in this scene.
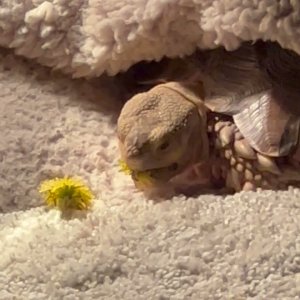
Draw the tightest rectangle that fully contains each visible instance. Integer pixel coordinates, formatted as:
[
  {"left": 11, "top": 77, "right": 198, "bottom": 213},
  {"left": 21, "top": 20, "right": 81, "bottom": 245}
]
[{"left": 209, "top": 115, "right": 300, "bottom": 192}]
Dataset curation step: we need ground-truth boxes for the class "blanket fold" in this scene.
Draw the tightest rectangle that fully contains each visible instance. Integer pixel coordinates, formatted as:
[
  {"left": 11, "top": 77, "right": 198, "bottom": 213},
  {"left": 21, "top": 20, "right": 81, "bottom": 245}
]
[{"left": 1, "top": 0, "right": 300, "bottom": 78}]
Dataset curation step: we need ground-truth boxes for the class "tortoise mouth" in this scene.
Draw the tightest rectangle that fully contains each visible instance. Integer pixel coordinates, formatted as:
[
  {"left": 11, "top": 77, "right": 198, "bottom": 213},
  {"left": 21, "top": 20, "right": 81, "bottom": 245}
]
[
  {"left": 132, "top": 162, "right": 180, "bottom": 182},
  {"left": 129, "top": 133, "right": 205, "bottom": 187}
]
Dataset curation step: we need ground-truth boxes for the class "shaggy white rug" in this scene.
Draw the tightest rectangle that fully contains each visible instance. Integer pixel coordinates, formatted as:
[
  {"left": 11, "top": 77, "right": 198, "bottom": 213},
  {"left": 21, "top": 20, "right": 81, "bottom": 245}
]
[
  {"left": 1, "top": 0, "right": 300, "bottom": 78},
  {"left": 1, "top": 49, "right": 300, "bottom": 299},
  {"left": 1, "top": 0, "right": 300, "bottom": 298}
]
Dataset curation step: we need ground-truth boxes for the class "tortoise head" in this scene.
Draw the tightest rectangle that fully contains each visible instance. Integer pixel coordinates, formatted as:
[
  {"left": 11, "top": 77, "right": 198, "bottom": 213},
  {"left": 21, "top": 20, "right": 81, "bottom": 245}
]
[{"left": 117, "top": 82, "right": 209, "bottom": 189}]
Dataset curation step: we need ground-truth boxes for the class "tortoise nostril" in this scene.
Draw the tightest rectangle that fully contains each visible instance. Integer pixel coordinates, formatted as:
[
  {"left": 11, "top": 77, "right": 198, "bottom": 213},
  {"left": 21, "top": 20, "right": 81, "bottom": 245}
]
[{"left": 126, "top": 147, "right": 140, "bottom": 158}]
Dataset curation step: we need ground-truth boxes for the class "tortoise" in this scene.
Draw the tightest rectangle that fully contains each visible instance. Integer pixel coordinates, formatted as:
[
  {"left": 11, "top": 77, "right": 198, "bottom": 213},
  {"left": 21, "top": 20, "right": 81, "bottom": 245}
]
[{"left": 117, "top": 42, "right": 300, "bottom": 195}]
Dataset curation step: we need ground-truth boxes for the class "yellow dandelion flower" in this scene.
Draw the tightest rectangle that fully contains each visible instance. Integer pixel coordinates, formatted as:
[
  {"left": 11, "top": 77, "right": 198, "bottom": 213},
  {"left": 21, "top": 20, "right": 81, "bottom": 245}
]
[
  {"left": 39, "top": 177, "right": 94, "bottom": 211},
  {"left": 118, "top": 159, "right": 133, "bottom": 175},
  {"left": 118, "top": 159, "right": 154, "bottom": 188}
]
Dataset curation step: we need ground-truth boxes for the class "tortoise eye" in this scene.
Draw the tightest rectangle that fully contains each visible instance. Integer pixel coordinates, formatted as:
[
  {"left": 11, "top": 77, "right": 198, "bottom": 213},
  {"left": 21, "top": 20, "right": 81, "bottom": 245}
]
[
  {"left": 168, "top": 163, "right": 178, "bottom": 171},
  {"left": 159, "top": 141, "right": 170, "bottom": 151}
]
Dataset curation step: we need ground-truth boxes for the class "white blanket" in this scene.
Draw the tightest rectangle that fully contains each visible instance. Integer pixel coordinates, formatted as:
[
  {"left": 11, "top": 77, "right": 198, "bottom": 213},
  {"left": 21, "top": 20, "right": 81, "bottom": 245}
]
[
  {"left": 1, "top": 49, "right": 300, "bottom": 300},
  {"left": 1, "top": 0, "right": 300, "bottom": 77},
  {"left": 1, "top": 0, "right": 300, "bottom": 299}
]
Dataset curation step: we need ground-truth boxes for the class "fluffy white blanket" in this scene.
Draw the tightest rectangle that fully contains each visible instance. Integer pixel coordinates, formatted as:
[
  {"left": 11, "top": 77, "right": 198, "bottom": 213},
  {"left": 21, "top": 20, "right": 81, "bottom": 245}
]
[
  {"left": 1, "top": 1, "right": 300, "bottom": 299},
  {"left": 1, "top": 0, "right": 300, "bottom": 77}
]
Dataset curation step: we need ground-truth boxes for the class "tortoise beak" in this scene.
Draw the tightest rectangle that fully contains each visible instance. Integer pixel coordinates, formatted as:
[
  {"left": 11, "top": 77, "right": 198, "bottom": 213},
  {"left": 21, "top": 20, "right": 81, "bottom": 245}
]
[{"left": 131, "top": 171, "right": 158, "bottom": 190}]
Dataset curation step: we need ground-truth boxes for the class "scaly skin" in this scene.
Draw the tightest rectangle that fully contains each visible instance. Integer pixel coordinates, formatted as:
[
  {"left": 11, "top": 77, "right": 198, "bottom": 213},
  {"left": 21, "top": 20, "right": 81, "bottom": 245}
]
[
  {"left": 117, "top": 84, "right": 209, "bottom": 183},
  {"left": 117, "top": 84, "right": 300, "bottom": 195},
  {"left": 206, "top": 115, "right": 300, "bottom": 192}
]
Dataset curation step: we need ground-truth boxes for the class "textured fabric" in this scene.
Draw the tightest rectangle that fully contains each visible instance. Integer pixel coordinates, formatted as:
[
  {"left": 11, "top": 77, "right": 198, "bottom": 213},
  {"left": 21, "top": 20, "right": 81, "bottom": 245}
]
[
  {"left": 1, "top": 49, "right": 300, "bottom": 300},
  {"left": 0, "top": 0, "right": 300, "bottom": 77},
  {"left": 1, "top": 1, "right": 300, "bottom": 298}
]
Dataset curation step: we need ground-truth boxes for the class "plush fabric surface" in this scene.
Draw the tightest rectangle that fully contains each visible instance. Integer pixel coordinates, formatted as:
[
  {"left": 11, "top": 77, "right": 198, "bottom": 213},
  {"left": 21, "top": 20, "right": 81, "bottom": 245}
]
[
  {"left": 1, "top": 0, "right": 300, "bottom": 299},
  {"left": 1, "top": 49, "right": 300, "bottom": 300},
  {"left": 1, "top": 0, "right": 300, "bottom": 77}
]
